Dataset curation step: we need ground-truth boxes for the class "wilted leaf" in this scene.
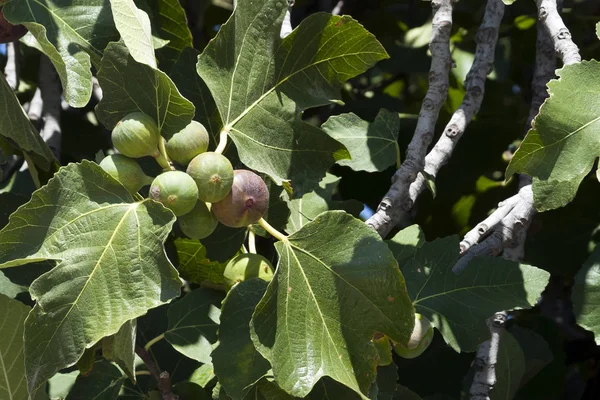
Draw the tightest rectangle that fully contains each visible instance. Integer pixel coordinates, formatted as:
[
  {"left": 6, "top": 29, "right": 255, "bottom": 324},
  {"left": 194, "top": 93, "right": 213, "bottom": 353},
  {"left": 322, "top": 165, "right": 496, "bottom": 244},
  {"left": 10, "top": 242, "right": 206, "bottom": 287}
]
[
  {"left": 0, "top": 294, "right": 30, "bottom": 400},
  {"left": 4, "top": 0, "right": 119, "bottom": 107},
  {"left": 165, "top": 288, "right": 223, "bottom": 363},
  {"left": 322, "top": 109, "right": 400, "bottom": 172},
  {"left": 213, "top": 279, "right": 271, "bottom": 399},
  {"left": 251, "top": 211, "right": 414, "bottom": 398},
  {"left": 96, "top": 42, "right": 195, "bottom": 139},
  {"left": 197, "top": 0, "right": 388, "bottom": 196},
  {"left": 507, "top": 60, "right": 600, "bottom": 211},
  {"left": 404, "top": 236, "right": 550, "bottom": 352},
  {"left": 0, "top": 161, "right": 181, "bottom": 392}
]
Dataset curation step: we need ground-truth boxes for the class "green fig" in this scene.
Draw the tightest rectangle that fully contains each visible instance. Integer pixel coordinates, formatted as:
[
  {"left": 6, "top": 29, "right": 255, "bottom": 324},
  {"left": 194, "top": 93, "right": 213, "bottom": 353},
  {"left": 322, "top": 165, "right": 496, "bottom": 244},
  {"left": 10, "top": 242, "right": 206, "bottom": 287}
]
[
  {"left": 211, "top": 170, "right": 269, "bottom": 228},
  {"left": 149, "top": 171, "right": 198, "bottom": 216},
  {"left": 112, "top": 112, "right": 160, "bottom": 158},
  {"left": 165, "top": 121, "right": 210, "bottom": 166},
  {"left": 99, "top": 154, "right": 153, "bottom": 193},
  {"left": 178, "top": 201, "right": 219, "bottom": 239},
  {"left": 393, "top": 313, "right": 434, "bottom": 359},
  {"left": 186, "top": 152, "right": 234, "bottom": 203},
  {"left": 223, "top": 253, "right": 274, "bottom": 289}
]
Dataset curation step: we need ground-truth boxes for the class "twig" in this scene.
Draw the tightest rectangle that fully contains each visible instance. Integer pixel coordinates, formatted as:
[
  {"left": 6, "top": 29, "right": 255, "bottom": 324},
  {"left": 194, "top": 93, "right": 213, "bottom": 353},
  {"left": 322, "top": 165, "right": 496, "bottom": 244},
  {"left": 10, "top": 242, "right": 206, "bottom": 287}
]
[
  {"left": 366, "top": 0, "right": 454, "bottom": 237},
  {"left": 92, "top": 76, "right": 103, "bottom": 102},
  {"left": 280, "top": 1, "right": 293, "bottom": 38},
  {"left": 407, "top": 0, "right": 505, "bottom": 211},
  {"left": 4, "top": 42, "right": 19, "bottom": 91},
  {"left": 331, "top": 0, "right": 344, "bottom": 15},
  {"left": 536, "top": 0, "right": 581, "bottom": 66},
  {"left": 135, "top": 346, "right": 179, "bottom": 400},
  {"left": 469, "top": 312, "right": 507, "bottom": 400},
  {"left": 39, "top": 55, "right": 62, "bottom": 158}
]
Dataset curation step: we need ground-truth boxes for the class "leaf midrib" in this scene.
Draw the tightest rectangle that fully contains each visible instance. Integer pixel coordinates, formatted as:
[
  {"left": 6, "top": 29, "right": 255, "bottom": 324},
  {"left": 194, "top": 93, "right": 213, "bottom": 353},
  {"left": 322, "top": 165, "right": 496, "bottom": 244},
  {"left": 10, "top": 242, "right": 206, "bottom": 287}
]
[{"left": 413, "top": 280, "right": 536, "bottom": 304}]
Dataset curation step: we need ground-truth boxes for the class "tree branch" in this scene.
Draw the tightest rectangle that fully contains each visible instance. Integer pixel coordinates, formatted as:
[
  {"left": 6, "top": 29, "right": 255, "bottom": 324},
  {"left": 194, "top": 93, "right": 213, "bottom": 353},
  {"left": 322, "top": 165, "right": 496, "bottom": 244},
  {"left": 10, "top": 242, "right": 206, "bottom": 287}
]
[
  {"left": 135, "top": 346, "right": 179, "bottom": 400},
  {"left": 367, "top": 0, "right": 454, "bottom": 237},
  {"left": 4, "top": 42, "right": 19, "bottom": 91},
  {"left": 280, "top": 1, "right": 293, "bottom": 38},
  {"left": 469, "top": 312, "right": 507, "bottom": 400},
  {"left": 536, "top": 0, "right": 581, "bottom": 66},
  {"left": 38, "top": 55, "right": 62, "bottom": 158},
  {"left": 331, "top": 0, "right": 344, "bottom": 15}
]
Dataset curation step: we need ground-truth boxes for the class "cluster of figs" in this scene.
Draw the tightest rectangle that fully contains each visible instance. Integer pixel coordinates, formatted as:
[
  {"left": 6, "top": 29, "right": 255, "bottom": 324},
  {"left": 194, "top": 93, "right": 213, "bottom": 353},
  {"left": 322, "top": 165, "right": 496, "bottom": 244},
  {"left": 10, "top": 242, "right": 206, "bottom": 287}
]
[{"left": 99, "top": 112, "right": 274, "bottom": 287}]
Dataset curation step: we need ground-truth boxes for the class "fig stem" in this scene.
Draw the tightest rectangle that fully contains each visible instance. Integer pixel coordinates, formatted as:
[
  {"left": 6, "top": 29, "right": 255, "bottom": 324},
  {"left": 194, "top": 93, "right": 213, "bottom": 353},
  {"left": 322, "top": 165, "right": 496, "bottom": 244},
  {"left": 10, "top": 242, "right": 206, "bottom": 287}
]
[
  {"left": 248, "top": 230, "right": 257, "bottom": 254},
  {"left": 214, "top": 129, "right": 228, "bottom": 154},
  {"left": 157, "top": 137, "right": 175, "bottom": 170},
  {"left": 258, "top": 218, "right": 288, "bottom": 242},
  {"left": 135, "top": 370, "right": 152, "bottom": 376},
  {"left": 144, "top": 332, "right": 165, "bottom": 351}
]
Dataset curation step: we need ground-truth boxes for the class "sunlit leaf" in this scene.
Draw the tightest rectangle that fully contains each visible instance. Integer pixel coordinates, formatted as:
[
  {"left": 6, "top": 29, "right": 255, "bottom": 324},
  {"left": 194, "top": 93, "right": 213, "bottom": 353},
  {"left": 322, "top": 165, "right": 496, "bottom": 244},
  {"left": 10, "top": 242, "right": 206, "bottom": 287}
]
[
  {"left": 109, "top": 0, "right": 157, "bottom": 68},
  {"left": 0, "top": 294, "right": 30, "bottom": 400}
]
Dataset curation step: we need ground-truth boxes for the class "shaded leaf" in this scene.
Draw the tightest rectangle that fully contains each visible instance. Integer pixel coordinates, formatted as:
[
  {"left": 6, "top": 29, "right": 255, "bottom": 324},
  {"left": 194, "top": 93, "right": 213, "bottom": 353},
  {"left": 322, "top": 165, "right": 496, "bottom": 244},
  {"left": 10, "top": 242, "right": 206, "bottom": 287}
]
[
  {"left": 174, "top": 238, "right": 230, "bottom": 286},
  {"left": 143, "top": 0, "right": 193, "bottom": 71},
  {"left": 0, "top": 294, "right": 30, "bottom": 400},
  {"left": 165, "top": 288, "right": 223, "bottom": 363},
  {"left": 284, "top": 173, "right": 362, "bottom": 234},
  {"left": 96, "top": 42, "right": 195, "bottom": 140},
  {"left": 404, "top": 237, "right": 550, "bottom": 352},
  {"left": 65, "top": 360, "right": 126, "bottom": 400},
  {"left": 197, "top": 0, "right": 388, "bottom": 196},
  {"left": 507, "top": 60, "right": 600, "bottom": 211},
  {"left": 189, "top": 363, "right": 216, "bottom": 388},
  {"left": 386, "top": 224, "right": 425, "bottom": 266},
  {"left": 0, "top": 74, "right": 55, "bottom": 172},
  {"left": 213, "top": 279, "right": 271, "bottom": 400},
  {"left": 200, "top": 224, "right": 247, "bottom": 263},
  {"left": 510, "top": 325, "right": 553, "bottom": 386},
  {"left": 110, "top": 0, "right": 157, "bottom": 68},
  {"left": 4, "top": 0, "right": 119, "bottom": 107},
  {"left": 251, "top": 211, "right": 414, "bottom": 398},
  {"left": 170, "top": 47, "right": 222, "bottom": 146},
  {"left": 322, "top": 109, "right": 400, "bottom": 172},
  {"left": 102, "top": 319, "right": 137, "bottom": 382},
  {"left": 573, "top": 246, "right": 600, "bottom": 343},
  {"left": 0, "top": 161, "right": 181, "bottom": 392}
]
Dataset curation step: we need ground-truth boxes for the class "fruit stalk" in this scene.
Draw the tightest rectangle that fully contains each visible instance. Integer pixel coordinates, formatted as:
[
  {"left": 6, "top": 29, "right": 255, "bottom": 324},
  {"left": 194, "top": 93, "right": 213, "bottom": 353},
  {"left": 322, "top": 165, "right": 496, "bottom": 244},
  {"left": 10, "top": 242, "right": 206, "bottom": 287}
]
[
  {"left": 157, "top": 137, "right": 175, "bottom": 171},
  {"left": 214, "top": 129, "right": 229, "bottom": 154},
  {"left": 258, "top": 218, "right": 287, "bottom": 242}
]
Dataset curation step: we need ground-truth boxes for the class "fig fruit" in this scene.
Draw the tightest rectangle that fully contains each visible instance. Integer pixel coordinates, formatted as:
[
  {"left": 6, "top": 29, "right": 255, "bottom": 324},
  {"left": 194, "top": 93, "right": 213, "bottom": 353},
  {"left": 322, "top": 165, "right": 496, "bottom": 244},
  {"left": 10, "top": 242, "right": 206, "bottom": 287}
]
[
  {"left": 393, "top": 313, "right": 434, "bottom": 359},
  {"left": 99, "top": 154, "right": 153, "bottom": 193},
  {"left": 223, "top": 253, "right": 274, "bottom": 289},
  {"left": 165, "top": 121, "right": 210, "bottom": 166},
  {"left": 149, "top": 171, "right": 198, "bottom": 216},
  {"left": 178, "top": 201, "right": 219, "bottom": 239},
  {"left": 211, "top": 170, "right": 269, "bottom": 228},
  {"left": 112, "top": 112, "right": 160, "bottom": 158},
  {"left": 186, "top": 152, "right": 233, "bottom": 203},
  {"left": 0, "top": 8, "right": 27, "bottom": 43}
]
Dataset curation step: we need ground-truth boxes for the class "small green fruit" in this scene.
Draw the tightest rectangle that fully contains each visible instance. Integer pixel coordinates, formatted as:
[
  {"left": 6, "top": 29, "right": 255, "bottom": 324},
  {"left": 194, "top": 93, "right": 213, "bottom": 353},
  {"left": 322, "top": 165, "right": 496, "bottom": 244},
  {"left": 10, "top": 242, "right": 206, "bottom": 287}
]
[
  {"left": 99, "top": 154, "right": 153, "bottom": 193},
  {"left": 186, "top": 152, "right": 234, "bottom": 203},
  {"left": 165, "top": 121, "right": 210, "bottom": 166},
  {"left": 112, "top": 112, "right": 160, "bottom": 158},
  {"left": 178, "top": 201, "right": 219, "bottom": 239},
  {"left": 211, "top": 170, "right": 269, "bottom": 228},
  {"left": 393, "top": 313, "right": 434, "bottom": 359},
  {"left": 223, "top": 253, "right": 274, "bottom": 289},
  {"left": 149, "top": 171, "right": 198, "bottom": 216}
]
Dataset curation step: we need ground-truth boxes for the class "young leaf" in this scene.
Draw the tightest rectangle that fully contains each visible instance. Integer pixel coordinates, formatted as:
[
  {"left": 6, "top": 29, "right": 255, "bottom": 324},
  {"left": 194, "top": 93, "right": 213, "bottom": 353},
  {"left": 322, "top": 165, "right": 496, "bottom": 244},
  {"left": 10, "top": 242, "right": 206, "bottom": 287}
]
[
  {"left": 284, "top": 173, "right": 362, "bottom": 234},
  {"left": 506, "top": 60, "right": 600, "bottom": 211},
  {"left": 0, "top": 161, "right": 181, "bottom": 392},
  {"left": 0, "top": 294, "right": 30, "bottom": 400},
  {"left": 404, "top": 236, "right": 550, "bottom": 352},
  {"left": 143, "top": 0, "right": 193, "bottom": 71},
  {"left": 164, "top": 288, "right": 223, "bottom": 363},
  {"left": 3, "top": 0, "right": 120, "bottom": 107},
  {"left": 102, "top": 319, "right": 137, "bottom": 382},
  {"left": 96, "top": 42, "right": 195, "bottom": 140},
  {"left": 322, "top": 109, "right": 401, "bottom": 172},
  {"left": 109, "top": 0, "right": 157, "bottom": 68},
  {"left": 197, "top": 0, "right": 388, "bottom": 196},
  {"left": 573, "top": 246, "right": 600, "bottom": 342},
  {"left": 251, "top": 211, "right": 414, "bottom": 398},
  {"left": 0, "top": 74, "right": 56, "bottom": 172},
  {"left": 213, "top": 279, "right": 271, "bottom": 400}
]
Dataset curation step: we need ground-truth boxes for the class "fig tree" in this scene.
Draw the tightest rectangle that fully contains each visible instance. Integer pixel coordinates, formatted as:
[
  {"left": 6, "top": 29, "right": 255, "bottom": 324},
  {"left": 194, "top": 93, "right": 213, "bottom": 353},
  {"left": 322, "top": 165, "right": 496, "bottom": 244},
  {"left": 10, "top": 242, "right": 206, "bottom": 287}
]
[
  {"left": 149, "top": 170, "right": 198, "bottom": 216},
  {"left": 393, "top": 313, "right": 434, "bottom": 359},
  {"left": 112, "top": 112, "right": 160, "bottom": 158},
  {"left": 223, "top": 253, "right": 274, "bottom": 289},
  {"left": 211, "top": 170, "right": 269, "bottom": 228},
  {"left": 165, "top": 121, "right": 210, "bottom": 166},
  {"left": 178, "top": 201, "right": 219, "bottom": 239},
  {"left": 99, "top": 154, "right": 153, "bottom": 193},
  {"left": 186, "top": 152, "right": 234, "bottom": 203}
]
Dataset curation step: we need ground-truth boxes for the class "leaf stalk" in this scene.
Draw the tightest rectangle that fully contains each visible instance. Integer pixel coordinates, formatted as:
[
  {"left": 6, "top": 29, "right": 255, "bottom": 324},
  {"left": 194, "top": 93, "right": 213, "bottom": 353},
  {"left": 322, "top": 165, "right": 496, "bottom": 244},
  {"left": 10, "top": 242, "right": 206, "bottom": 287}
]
[
  {"left": 144, "top": 332, "right": 165, "bottom": 351},
  {"left": 258, "top": 218, "right": 288, "bottom": 242}
]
